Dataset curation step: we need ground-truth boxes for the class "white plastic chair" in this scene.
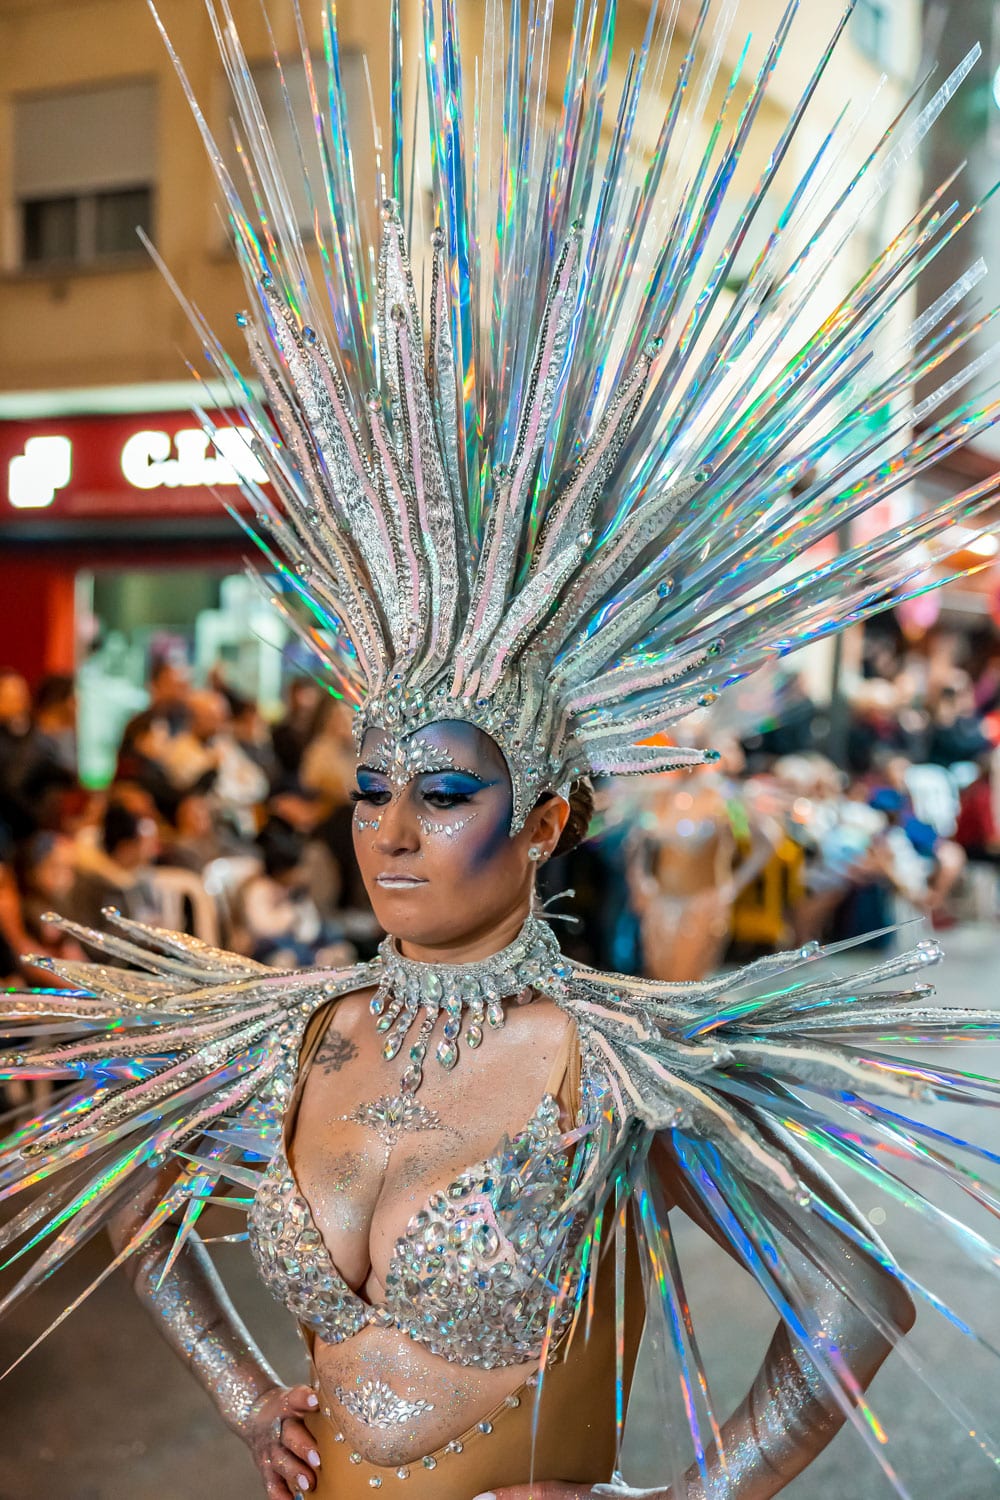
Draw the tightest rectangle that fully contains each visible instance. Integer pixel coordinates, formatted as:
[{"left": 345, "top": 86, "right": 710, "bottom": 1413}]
[
  {"left": 202, "top": 855, "right": 263, "bottom": 948},
  {"left": 149, "top": 867, "right": 220, "bottom": 947},
  {"left": 904, "top": 763, "right": 959, "bottom": 838}
]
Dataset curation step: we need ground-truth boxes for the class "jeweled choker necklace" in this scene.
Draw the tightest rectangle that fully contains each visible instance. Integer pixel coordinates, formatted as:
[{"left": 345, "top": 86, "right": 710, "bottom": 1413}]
[{"left": 371, "top": 913, "right": 568, "bottom": 1094}]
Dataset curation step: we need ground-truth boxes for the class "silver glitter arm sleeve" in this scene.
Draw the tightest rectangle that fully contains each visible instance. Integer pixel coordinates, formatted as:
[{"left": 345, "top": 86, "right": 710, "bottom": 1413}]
[
  {"left": 656, "top": 1139, "right": 915, "bottom": 1500},
  {"left": 108, "top": 1171, "right": 282, "bottom": 1440}
]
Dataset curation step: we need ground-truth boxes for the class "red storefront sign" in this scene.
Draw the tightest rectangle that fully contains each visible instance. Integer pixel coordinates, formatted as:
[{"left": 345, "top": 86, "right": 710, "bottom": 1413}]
[{"left": 0, "top": 411, "right": 263, "bottom": 524}]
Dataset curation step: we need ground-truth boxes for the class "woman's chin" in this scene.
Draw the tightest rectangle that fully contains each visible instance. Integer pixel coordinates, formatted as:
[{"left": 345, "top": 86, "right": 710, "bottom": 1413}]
[{"left": 371, "top": 907, "right": 468, "bottom": 952}]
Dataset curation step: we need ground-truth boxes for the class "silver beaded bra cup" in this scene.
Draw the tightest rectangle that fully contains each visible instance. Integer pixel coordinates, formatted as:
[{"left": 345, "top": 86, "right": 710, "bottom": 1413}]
[{"left": 370, "top": 913, "right": 569, "bottom": 1093}]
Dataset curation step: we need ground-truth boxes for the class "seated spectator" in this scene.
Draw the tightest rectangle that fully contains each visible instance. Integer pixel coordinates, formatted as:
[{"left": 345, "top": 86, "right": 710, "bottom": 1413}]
[
  {"left": 227, "top": 692, "right": 278, "bottom": 784},
  {"left": 67, "top": 801, "right": 162, "bottom": 932},
  {"left": 845, "top": 679, "right": 916, "bottom": 776},
  {"left": 120, "top": 657, "right": 190, "bottom": 747},
  {"left": 116, "top": 709, "right": 191, "bottom": 820},
  {"left": 19, "top": 675, "right": 79, "bottom": 828},
  {"left": 0, "top": 668, "right": 35, "bottom": 840},
  {"left": 160, "top": 791, "right": 234, "bottom": 873},
  {"left": 212, "top": 702, "right": 272, "bottom": 837},
  {"left": 156, "top": 689, "right": 267, "bottom": 838},
  {"left": 271, "top": 676, "right": 322, "bottom": 781},
  {"left": 927, "top": 679, "right": 990, "bottom": 768},
  {"left": 842, "top": 784, "right": 966, "bottom": 936},
  {"left": 773, "top": 756, "right": 886, "bottom": 945},
  {"left": 158, "top": 689, "right": 228, "bottom": 793},
  {"left": 954, "top": 751, "right": 1000, "bottom": 863},
  {"left": 300, "top": 698, "right": 357, "bottom": 810},
  {"left": 264, "top": 777, "right": 342, "bottom": 920},
  {"left": 14, "top": 832, "right": 87, "bottom": 962},
  {"left": 240, "top": 818, "right": 350, "bottom": 967}
]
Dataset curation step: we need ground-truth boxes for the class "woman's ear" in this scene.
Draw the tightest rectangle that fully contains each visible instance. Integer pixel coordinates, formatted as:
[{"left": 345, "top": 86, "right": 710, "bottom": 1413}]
[{"left": 521, "top": 795, "right": 570, "bottom": 862}]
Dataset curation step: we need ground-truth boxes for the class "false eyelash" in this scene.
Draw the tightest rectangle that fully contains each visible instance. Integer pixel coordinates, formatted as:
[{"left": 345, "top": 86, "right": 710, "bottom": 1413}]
[
  {"left": 422, "top": 791, "right": 475, "bottom": 809},
  {"left": 349, "top": 788, "right": 388, "bottom": 805}
]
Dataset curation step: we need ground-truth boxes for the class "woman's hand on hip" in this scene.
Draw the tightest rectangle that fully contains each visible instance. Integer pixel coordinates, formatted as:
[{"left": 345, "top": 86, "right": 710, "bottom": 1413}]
[{"left": 245, "top": 1383, "right": 322, "bottom": 1499}]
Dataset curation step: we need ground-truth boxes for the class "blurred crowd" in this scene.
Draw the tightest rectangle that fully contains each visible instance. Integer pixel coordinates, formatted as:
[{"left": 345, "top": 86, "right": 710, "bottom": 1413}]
[
  {"left": 0, "top": 660, "right": 377, "bottom": 1003},
  {"left": 546, "top": 648, "right": 1000, "bottom": 979},
  {"left": 1, "top": 639, "right": 999, "bottom": 1013}
]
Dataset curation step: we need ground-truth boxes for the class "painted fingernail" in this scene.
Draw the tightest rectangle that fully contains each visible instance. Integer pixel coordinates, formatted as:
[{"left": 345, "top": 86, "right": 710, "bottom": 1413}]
[
  {"left": 298, "top": 1476, "right": 311, "bottom": 1491},
  {"left": 306, "top": 1392, "right": 319, "bottom": 1408},
  {"left": 307, "top": 1449, "right": 321, "bottom": 1466}
]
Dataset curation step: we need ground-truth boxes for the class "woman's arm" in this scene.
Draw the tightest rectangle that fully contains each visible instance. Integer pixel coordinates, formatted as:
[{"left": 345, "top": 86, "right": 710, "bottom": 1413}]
[
  {"left": 643, "top": 1131, "right": 914, "bottom": 1500},
  {"left": 484, "top": 1130, "right": 913, "bottom": 1500},
  {"left": 108, "top": 1166, "right": 323, "bottom": 1500}
]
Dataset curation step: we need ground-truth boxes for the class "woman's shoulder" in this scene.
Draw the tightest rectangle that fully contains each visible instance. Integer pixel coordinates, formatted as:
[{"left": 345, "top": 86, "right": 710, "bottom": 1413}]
[
  {"left": 294, "top": 961, "right": 378, "bottom": 1055},
  {"left": 562, "top": 956, "right": 688, "bottom": 997}
]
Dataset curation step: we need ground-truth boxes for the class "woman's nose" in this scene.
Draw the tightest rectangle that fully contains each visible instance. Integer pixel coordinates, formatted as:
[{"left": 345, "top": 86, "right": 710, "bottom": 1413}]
[{"left": 370, "top": 793, "right": 420, "bottom": 853}]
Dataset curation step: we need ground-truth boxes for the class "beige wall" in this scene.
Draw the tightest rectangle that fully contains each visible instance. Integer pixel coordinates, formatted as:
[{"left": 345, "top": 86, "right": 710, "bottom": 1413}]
[
  {"left": 0, "top": 0, "right": 389, "bottom": 391},
  {"left": 0, "top": 0, "right": 920, "bottom": 396}
]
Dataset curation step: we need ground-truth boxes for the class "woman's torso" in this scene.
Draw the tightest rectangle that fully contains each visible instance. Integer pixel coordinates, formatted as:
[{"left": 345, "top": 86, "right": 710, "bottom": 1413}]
[
  {"left": 630, "top": 784, "right": 737, "bottom": 980},
  {"left": 647, "top": 783, "right": 735, "bottom": 897},
  {"left": 248, "top": 984, "right": 647, "bottom": 1480}
]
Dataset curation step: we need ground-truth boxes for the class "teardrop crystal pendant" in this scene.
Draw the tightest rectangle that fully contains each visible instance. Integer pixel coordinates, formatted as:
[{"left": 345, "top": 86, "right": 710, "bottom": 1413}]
[
  {"left": 370, "top": 914, "right": 565, "bottom": 1091},
  {"left": 436, "top": 1037, "right": 459, "bottom": 1069}
]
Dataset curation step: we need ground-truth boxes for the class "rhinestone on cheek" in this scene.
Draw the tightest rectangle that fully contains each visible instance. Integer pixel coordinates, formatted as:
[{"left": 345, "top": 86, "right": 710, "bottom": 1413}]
[{"left": 396, "top": 1468, "right": 410, "bottom": 1479}]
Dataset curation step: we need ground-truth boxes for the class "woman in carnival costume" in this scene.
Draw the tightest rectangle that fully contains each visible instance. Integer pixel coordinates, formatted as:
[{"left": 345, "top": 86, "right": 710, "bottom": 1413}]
[{"left": 4, "top": 2, "right": 1000, "bottom": 1497}]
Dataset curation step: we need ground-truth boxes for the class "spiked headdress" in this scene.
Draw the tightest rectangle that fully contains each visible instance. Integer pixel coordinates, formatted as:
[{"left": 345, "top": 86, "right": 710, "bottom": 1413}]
[{"left": 151, "top": 0, "right": 999, "bottom": 827}]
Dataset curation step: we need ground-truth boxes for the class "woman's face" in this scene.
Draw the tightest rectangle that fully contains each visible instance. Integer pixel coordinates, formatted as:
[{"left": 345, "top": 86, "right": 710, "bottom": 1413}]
[{"left": 351, "top": 720, "right": 566, "bottom": 958}]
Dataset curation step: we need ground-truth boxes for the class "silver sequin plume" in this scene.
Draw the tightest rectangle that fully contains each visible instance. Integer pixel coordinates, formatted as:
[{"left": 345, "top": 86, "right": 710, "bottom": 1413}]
[{"left": 150, "top": 0, "right": 1000, "bottom": 828}]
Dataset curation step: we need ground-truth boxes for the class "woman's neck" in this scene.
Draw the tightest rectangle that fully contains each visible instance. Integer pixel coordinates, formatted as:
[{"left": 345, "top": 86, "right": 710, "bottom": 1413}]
[{"left": 396, "top": 902, "right": 533, "bottom": 966}]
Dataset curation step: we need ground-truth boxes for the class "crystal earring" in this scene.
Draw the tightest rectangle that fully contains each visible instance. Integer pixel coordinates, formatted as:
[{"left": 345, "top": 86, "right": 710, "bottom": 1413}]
[{"left": 528, "top": 846, "right": 544, "bottom": 862}]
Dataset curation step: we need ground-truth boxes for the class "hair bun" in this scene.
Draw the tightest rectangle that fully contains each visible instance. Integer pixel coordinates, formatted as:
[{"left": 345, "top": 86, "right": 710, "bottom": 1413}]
[{"left": 553, "top": 778, "right": 595, "bottom": 858}]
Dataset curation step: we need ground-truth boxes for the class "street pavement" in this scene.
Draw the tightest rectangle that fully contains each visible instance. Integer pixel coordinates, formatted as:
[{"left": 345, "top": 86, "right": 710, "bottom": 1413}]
[{"left": 1, "top": 924, "right": 999, "bottom": 1499}]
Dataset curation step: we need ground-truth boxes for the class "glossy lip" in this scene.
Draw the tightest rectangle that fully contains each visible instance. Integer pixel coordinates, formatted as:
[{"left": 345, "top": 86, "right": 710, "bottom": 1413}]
[{"left": 375, "top": 873, "right": 429, "bottom": 888}]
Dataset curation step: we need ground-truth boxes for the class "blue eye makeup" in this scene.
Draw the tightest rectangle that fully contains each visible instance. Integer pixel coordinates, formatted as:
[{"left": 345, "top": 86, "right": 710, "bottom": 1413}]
[
  {"left": 351, "top": 768, "right": 391, "bottom": 805},
  {"left": 421, "top": 772, "right": 488, "bottom": 796}
]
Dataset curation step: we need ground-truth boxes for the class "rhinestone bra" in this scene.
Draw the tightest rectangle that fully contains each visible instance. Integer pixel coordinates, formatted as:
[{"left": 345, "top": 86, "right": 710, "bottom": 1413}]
[{"left": 248, "top": 1093, "right": 583, "bottom": 1368}]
